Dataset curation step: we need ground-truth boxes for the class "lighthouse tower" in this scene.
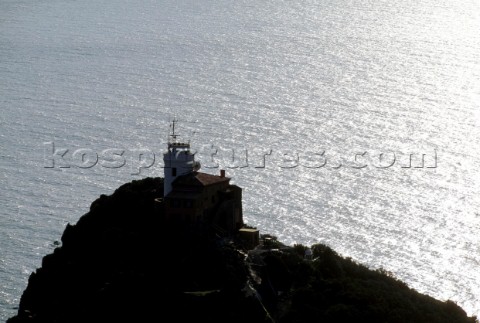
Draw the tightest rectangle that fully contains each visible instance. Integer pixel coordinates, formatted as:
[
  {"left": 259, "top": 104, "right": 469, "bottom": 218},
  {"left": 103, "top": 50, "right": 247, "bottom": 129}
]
[{"left": 163, "top": 120, "right": 199, "bottom": 196}]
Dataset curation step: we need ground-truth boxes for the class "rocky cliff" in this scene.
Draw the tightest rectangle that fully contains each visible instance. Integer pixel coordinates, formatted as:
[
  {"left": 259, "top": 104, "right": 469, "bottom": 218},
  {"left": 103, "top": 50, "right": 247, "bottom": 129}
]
[{"left": 8, "top": 178, "right": 477, "bottom": 323}]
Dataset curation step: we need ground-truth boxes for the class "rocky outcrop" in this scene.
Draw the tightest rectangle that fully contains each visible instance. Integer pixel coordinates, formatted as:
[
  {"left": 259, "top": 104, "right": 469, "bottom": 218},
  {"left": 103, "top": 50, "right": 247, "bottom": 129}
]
[{"left": 8, "top": 178, "right": 477, "bottom": 323}]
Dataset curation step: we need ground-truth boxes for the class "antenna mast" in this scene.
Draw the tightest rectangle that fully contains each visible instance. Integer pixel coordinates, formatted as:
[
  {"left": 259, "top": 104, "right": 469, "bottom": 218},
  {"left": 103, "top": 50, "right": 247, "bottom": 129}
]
[
  {"left": 169, "top": 117, "right": 179, "bottom": 144},
  {"left": 167, "top": 117, "right": 189, "bottom": 148}
]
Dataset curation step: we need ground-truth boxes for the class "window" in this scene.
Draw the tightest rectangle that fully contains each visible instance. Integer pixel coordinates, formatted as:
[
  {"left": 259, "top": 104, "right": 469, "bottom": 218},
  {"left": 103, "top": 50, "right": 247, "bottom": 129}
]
[{"left": 172, "top": 167, "right": 177, "bottom": 176}]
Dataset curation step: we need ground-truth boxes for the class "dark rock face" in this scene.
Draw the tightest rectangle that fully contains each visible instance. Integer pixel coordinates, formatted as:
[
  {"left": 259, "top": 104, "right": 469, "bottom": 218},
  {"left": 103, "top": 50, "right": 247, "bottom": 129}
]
[
  {"left": 9, "top": 178, "right": 267, "bottom": 322},
  {"left": 8, "top": 178, "right": 477, "bottom": 323}
]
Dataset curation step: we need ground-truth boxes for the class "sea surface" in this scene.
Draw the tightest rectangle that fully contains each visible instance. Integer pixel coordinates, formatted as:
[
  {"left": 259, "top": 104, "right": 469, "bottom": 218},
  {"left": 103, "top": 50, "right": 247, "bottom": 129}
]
[{"left": 1, "top": 0, "right": 479, "bottom": 320}]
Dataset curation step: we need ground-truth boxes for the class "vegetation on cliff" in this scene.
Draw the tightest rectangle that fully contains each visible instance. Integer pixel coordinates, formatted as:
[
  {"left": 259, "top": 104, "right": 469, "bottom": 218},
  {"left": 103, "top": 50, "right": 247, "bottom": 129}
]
[{"left": 8, "top": 178, "right": 477, "bottom": 323}]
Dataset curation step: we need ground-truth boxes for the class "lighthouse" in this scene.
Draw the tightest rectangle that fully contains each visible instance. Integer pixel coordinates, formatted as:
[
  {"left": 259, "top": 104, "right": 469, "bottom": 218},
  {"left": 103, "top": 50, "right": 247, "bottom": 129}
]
[
  {"left": 160, "top": 120, "right": 250, "bottom": 243},
  {"left": 163, "top": 120, "right": 199, "bottom": 196}
]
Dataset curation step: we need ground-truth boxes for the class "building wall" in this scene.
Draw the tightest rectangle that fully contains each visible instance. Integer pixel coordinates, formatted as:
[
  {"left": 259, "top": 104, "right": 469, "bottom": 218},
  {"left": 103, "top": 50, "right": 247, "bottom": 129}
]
[
  {"left": 239, "top": 228, "right": 260, "bottom": 249},
  {"left": 163, "top": 149, "right": 195, "bottom": 196},
  {"left": 164, "top": 181, "right": 243, "bottom": 235},
  {"left": 164, "top": 197, "right": 202, "bottom": 222}
]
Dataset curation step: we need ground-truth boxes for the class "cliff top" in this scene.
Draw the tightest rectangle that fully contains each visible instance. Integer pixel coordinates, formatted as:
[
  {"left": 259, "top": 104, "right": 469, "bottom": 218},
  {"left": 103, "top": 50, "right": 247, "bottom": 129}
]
[{"left": 8, "top": 177, "right": 478, "bottom": 323}]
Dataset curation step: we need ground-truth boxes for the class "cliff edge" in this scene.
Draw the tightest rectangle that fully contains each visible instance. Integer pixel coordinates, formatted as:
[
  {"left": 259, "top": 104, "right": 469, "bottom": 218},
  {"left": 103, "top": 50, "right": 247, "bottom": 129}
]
[{"left": 8, "top": 178, "right": 477, "bottom": 323}]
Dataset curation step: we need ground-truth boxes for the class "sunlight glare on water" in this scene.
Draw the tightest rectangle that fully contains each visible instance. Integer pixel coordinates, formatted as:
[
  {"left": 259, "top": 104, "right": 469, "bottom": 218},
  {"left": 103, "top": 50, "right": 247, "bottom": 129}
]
[{"left": 1, "top": 0, "right": 479, "bottom": 319}]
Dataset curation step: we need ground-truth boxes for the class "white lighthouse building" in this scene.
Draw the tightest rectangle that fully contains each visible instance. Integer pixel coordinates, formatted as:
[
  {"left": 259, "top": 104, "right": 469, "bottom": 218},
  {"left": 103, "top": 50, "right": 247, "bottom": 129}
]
[
  {"left": 163, "top": 120, "right": 199, "bottom": 196},
  {"left": 159, "top": 120, "right": 254, "bottom": 245}
]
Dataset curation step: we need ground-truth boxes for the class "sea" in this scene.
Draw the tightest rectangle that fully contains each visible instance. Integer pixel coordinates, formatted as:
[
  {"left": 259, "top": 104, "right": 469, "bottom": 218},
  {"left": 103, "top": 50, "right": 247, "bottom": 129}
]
[{"left": 1, "top": 0, "right": 479, "bottom": 320}]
